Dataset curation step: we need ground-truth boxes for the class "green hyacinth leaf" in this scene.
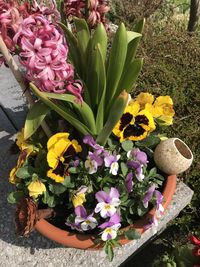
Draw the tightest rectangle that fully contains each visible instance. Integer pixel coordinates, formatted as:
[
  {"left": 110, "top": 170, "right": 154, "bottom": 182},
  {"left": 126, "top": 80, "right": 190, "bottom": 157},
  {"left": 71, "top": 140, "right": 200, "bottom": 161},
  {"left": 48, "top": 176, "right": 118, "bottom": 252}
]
[
  {"left": 97, "top": 91, "right": 128, "bottom": 146},
  {"left": 115, "top": 58, "right": 143, "bottom": 95},
  {"left": 30, "top": 83, "right": 92, "bottom": 136},
  {"left": 124, "top": 19, "right": 145, "bottom": 68},
  {"left": 73, "top": 17, "right": 90, "bottom": 79},
  {"left": 43, "top": 92, "right": 96, "bottom": 134},
  {"left": 127, "top": 31, "right": 142, "bottom": 43},
  {"left": 58, "top": 22, "right": 81, "bottom": 75},
  {"left": 105, "top": 23, "right": 128, "bottom": 103},
  {"left": 24, "top": 100, "right": 50, "bottom": 140},
  {"left": 91, "top": 23, "right": 108, "bottom": 63}
]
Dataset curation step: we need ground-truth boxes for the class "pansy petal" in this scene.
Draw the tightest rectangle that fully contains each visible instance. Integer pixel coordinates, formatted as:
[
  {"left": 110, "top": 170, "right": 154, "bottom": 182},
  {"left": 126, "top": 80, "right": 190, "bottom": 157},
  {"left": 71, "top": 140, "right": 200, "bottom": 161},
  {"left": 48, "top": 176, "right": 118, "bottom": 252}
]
[{"left": 95, "top": 191, "right": 109, "bottom": 203}]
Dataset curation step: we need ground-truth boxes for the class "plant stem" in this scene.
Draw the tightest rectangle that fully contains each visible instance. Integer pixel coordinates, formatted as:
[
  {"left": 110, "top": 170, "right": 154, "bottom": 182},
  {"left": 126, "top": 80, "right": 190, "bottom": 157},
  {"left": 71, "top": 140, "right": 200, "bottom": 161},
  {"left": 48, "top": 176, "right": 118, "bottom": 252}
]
[{"left": 0, "top": 35, "right": 52, "bottom": 138}]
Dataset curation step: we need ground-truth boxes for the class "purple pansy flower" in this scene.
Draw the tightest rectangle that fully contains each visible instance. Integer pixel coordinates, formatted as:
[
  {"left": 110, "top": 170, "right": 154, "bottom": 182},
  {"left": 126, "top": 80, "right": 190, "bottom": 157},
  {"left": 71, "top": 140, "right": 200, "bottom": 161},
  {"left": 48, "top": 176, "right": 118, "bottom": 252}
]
[
  {"left": 104, "top": 153, "right": 120, "bottom": 175},
  {"left": 127, "top": 160, "right": 145, "bottom": 182},
  {"left": 155, "top": 190, "right": 164, "bottom": 218},
  {"left": 127, "top": 148, "right": 148, "bottom": 165},
  {"left": 125, "top": 172, "right": 133, "bottom": 193},
  {"left": 95, "top": 188, "right": 120, "bottom": 218},
  {"left": 143, "top": 184, "right": 156, "bottom": 208},
  {"left": 99, "top": 213, "right": 121, "bottom": 241},
  {"left": 83, "top": 135, "right": 104, "bottom": 153},
  {"left": 74, "top": 206, "right": 97, "bottom": 231},
  {"left": 85, "top": 151, "right": 103, "bottom": 174},
  {"left": 143, "top": 185, "right": 164, "bottom": 218},
  {"left": 99, "top": 212, "right": 121, "bottom": 229},
  {"left": 144, "top": 215, "right": 158, "bottom": 231}
]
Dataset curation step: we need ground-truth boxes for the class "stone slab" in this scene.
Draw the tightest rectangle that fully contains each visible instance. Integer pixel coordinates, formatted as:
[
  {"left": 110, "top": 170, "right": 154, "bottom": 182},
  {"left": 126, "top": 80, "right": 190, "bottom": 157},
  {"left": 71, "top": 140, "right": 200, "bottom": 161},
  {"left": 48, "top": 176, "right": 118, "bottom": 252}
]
[
  {"left": 0, "top": 137, "right": 193, "bottom": 267},
  {"left": 0, "top": 65, "right": 27, "bottom": 130}
]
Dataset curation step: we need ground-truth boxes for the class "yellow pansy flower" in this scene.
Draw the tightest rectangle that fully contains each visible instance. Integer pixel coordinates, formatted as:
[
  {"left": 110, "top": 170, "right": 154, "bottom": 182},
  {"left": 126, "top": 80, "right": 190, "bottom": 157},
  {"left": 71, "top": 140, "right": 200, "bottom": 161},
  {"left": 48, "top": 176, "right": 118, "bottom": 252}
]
[
  {"left": 72, "top": 193, "right": 86, "bottom": 207},
  {"left": 145, "top": 96, "right": 175, "bottom": 125},
  {"left": 136, "top": 92, "right": 154, "bottom": 108},
  {"left": 9, "top": 166, "right": 20, "bottom": 184},
  {"left": 28, "top": 180, "right": 46, "bottom": 198},
  {"left": 113, "top": 100, "right": 156, "bottom": 142},
  {"left": 9, "top": 152, "right": 26, "bottom": 184},
  {"left": 47, "top": 169, "right": 65, "bottom": 183},
  {"left": 47, "top": 133, "right": 82, "bottom": 183},
  {"left": 15, "top": 128, "right": 36, "bottom": 156}
]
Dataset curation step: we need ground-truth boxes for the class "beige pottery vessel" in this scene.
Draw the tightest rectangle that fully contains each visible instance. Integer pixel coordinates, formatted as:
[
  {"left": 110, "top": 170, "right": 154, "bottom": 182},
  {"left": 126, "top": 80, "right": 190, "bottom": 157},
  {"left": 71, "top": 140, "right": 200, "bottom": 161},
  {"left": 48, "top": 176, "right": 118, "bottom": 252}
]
[{"left": 154, "top": 138, "right": 193, "bottom": 175}]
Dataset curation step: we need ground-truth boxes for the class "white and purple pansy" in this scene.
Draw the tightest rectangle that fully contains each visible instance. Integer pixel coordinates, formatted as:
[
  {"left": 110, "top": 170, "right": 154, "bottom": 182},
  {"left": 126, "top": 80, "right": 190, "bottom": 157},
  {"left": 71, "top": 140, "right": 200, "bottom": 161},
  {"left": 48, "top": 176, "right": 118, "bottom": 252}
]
[
  {"left": 143, "top": 184, "right": 164, "bottom": 217},
  {"left": 127, "top": 148, "right": 148, "bottom": 165},
  {"left": 74, "top": 206, "right": 98, "bottom": 231},
  {"left": 99, "top": 212, "right": 121, "bottom": 241},
  {"left": 95, "top": 188, "right": 120, "bottom": 218},
  {"left": 127, "top": 160, "right": 145, "bottom": 182},
  {"left": 104, "top": 153, "right": 121, "bottom": 175},
  {"left": 85, "top": 151, "right": 104, "bottom": 174},
  {"left": 125, "top": 172, "right": 133, "bottom": 193}
]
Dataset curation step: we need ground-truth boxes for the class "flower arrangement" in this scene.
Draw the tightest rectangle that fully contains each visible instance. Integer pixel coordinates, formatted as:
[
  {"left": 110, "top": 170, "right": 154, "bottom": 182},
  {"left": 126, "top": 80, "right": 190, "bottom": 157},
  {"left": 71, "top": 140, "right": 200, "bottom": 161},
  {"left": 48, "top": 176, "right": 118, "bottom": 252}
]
[{"left": 0, "top": 0, "right": 179, "bottom": 262}]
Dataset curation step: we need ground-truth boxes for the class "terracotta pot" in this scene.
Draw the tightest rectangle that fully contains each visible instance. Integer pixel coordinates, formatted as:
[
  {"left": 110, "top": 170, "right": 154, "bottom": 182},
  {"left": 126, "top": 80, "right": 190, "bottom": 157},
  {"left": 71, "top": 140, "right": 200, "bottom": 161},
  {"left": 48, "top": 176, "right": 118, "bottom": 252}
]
[{"left": 35, "top": 175, "right": 177, "bottom": 250}]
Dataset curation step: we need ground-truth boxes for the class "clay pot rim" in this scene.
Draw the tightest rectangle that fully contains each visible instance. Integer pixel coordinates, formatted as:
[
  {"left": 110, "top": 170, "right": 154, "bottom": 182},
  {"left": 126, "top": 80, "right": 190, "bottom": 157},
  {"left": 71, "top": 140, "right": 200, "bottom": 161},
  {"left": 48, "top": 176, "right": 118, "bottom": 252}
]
[{"left": 35, "top": 175, "right": 177, "bottom": 250}]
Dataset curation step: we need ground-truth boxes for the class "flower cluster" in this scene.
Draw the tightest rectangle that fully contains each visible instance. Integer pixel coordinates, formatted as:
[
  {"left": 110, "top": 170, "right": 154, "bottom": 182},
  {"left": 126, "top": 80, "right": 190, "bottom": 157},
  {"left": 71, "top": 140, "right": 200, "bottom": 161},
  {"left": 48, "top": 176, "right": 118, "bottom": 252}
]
[
  {"left": 113, "top": 92, "right": 175, "bottom": 142},
  {"left": 64, "top": 0, "right": 110, "bottom": 27},
  {"left": 14, "top": 14, "right": 83, "bottom": 100},
  {"left": 1, "top": 0, "right": 179, "bottom": 261}
]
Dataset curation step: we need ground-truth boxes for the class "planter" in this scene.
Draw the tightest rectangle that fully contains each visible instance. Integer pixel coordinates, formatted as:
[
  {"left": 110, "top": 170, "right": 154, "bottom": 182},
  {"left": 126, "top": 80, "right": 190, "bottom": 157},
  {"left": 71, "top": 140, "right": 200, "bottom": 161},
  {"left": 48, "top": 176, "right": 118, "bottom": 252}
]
[
  {"left": 35, "top": 175, "right": 177, "bottom": 250},
  {"left": 154, "top": 138, "right": 193, "bottom": 175}
]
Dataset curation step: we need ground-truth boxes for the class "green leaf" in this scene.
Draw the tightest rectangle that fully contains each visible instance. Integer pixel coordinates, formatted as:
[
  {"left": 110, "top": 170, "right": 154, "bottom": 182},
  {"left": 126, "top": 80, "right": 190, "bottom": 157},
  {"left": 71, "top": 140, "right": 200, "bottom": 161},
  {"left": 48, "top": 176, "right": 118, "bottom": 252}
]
[
  {"left": 121, "top": 140, "right": 133, "bottom": 152},
  {"left": 104, "top": 242, "right": 114, "bottom": 262},
  {"left": 30, "top": 83, "right": 92, "bottom": 136},
  {"left": 58, "top": 22, "right": 81, "bottom": 75},
  {"left": 24, "top": 101, "right": 50, "bottom": 139},
  {"left": 43, "top": 92, "right": 96, "bottom": 134},
  {"left": 49, "top": 183, "right": 67, "bottom": 195},
  {"left": 16, "top": 166, "right": 34, "bottom": 179},
  {"left": 148, "top": 167, "right": 157, "bottom": 178},
  {"left": 73, "top": 17, "right": 90, "bottom": 78},
  {"left": 91, "top": 23, "right": 107, "bottom": 63},
  {"left": 127, "top": 31, "right": 142, "bottom": 43},
  {"left": 106, "top": 23, "right": 128, "bottom": 104},
  {"left": 68, "top": 167, "right": 79, "bottom": 174},
  {"left": 125, "top": 19, "right": 145, "bottom": 66},
  {"left": 124, "top": 229, "right": 141, "bottom": 240},
  {"left": 96, "top": 91, "right": 128, "bottom": 146},
  {"left": 115, "top": 58, "right": 143, "bottom": 96},
  {"left": 62, "top": 176, "right": 75, "bottom": 188},
  {"left": 86, "top": 43, "right": 106, "bottom": 114},
  {"left": 42, "top": 191, "right": 56, "bottom": 207},
  {"left": 7, "top": 191, "right": 24, "bottom": 204},
  {"left": 137, "top": 203, "right": 148, "bottom": 216},
  {"left": 120, "top": 162, "right": 128, "bottom": 176},
  {"left": 136, "top": 135, "right": 161, "bottom": 148}
]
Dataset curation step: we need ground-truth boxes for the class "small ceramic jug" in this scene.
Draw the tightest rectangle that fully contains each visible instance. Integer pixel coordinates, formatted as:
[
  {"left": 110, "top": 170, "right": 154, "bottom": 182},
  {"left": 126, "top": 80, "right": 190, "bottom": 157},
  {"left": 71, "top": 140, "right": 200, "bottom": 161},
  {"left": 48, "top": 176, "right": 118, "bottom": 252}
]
[{"left": 154, "top": 138, "right": 193, "bottom": 175}]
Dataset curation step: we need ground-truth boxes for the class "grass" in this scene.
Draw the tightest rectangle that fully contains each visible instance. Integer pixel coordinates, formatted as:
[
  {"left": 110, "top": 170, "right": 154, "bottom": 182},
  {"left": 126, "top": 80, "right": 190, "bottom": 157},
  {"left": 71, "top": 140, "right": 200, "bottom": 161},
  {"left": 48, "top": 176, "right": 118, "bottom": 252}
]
[{"left": 134, "top": 19, "right": 200, "bottom": 235}]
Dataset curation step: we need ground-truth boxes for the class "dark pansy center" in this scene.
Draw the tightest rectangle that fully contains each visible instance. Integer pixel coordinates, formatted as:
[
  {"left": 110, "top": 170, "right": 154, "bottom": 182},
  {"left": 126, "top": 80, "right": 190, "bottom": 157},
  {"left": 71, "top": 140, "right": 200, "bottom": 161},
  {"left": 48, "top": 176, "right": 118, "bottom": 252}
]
[
  {"left": 123, "top": 124, "right": 146, "bottom": 138},
  {"left": 135, "top": 115, "right": 149, "bottom": 125},
  {"left": 63, "top": 144, "right": 76, "bottom": 163},
  {"left": 119, "top": 113, "right": 133, "bottom": 131},
  {"left": 54, "top": 161, "right": 65, "bottom": 176}
]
